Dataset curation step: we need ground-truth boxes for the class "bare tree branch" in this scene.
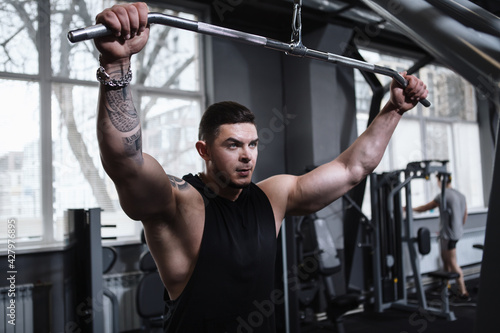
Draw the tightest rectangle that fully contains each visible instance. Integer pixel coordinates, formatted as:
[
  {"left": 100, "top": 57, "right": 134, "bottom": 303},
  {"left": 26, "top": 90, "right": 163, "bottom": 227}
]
[
  {"left": 5, "top": 0, "right": 37, "bottom": 46},
  {"left": 0, "top": 27, "right": 23, "bottom": 65},
  {"left": 53, "top": 84, "right": 116, "bottom": 211},
  {"left": 142, "top": 55, "right": 195, "bottom": 117},
  {"left": 137, "top": 25, "right": 173, "bottom": 84},
  {"left": 51, "top": 0, "right": 115, "bottom": 211}
]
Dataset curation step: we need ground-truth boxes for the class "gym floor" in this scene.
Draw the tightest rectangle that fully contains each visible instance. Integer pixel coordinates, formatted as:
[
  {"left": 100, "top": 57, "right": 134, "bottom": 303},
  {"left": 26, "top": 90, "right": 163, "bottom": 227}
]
[{"left": 301, "top": 277, "right": 479, "bottom": 333}]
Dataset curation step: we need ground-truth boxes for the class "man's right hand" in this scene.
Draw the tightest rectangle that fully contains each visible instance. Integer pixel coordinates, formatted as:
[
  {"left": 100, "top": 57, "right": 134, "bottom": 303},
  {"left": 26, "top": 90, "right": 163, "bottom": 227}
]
[{"left": 94, "top": 2, "right": 150, "bottom": 66}]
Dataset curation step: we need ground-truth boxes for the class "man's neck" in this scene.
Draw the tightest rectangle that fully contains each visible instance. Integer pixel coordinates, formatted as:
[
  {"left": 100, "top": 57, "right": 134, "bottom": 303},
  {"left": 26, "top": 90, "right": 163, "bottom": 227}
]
[{"left": 197, "top": 172, "right": 243, "bottom": 201}]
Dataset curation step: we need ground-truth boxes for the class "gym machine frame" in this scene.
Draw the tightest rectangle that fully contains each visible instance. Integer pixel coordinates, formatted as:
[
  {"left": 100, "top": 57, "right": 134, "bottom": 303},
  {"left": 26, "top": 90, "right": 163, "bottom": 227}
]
[
  {"left": 67, "top": 0, "right": 430, "bottom": 108},
  {"left": 369, "top": 160, "right": 456, "bottom": 320},
  {"left": 70, "top": 208, "right": 120, "bottom": 333}
]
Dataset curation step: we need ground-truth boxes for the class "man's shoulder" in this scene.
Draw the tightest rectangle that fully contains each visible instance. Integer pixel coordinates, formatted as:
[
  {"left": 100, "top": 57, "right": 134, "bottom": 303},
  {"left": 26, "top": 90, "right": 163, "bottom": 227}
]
[
  {"left": 256, "top": 174, "right": 295, "bottom": 198},
  {"left": 449, "top": 187, "right": 465, "bottom": 198},
  {"left": 165, "top": 173, "right": 205, "bottom": 210}
]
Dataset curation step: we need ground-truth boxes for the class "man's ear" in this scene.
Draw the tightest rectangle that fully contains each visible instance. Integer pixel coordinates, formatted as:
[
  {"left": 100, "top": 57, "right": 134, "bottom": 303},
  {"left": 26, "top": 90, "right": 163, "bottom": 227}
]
[{"left": 196, "top": 140, "right": 210, "bottom": 161}]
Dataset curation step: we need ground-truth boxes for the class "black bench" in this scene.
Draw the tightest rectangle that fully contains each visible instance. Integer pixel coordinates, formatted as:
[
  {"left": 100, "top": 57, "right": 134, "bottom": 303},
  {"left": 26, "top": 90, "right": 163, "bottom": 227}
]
[{"left": 428, "top": 270, "right": 460, "bottom": 320}]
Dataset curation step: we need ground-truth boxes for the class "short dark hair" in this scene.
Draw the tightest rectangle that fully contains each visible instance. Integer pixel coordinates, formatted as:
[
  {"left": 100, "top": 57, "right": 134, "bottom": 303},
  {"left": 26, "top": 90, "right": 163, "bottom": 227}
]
[{"left": 198, "top": 101, "right": 255, "bottom": 144}]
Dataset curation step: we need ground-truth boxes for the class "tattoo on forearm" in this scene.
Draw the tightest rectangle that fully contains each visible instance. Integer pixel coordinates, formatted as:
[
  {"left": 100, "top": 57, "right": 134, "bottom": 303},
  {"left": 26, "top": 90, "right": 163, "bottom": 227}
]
[
  {"left": 124, "top": 129, "right": 141, "bottom": 147},
  {"left": 105, "top": 86, "right": 140, "bottom": 133},
  {"left": 123, "top": 129, "right": 142, "bottom": 157},
  {"left": 168, "top": 175, "right": 189, "bottom": 190}
]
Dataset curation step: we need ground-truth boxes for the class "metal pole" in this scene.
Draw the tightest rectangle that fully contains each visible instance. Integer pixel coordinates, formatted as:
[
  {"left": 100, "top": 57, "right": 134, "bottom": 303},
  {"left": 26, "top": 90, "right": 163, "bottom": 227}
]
[{"left": 67, "top": 12, "right": 430, "bottom": 107}]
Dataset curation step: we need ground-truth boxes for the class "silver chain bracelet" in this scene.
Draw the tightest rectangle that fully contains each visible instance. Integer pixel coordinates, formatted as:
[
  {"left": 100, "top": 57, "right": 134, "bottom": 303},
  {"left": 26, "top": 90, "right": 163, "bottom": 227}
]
[{"left": 96, "top": 59, "right": 132, "bottom": 89}]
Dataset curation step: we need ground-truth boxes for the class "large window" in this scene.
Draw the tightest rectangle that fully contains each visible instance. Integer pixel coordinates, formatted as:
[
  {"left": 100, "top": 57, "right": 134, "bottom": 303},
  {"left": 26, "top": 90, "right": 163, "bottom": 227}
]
[
  {"left": 355, "top": 49, "right": 484, "bottom": 216},
  {"left": 0, "top": 0, "right": 205, "bottom": 251}
]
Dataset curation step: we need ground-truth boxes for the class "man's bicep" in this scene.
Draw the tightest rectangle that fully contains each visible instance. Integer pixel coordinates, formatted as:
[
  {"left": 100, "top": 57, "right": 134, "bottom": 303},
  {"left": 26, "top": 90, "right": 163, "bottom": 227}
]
[
  {"left": 287, "top": 161, "right": 356, "bottom": 215},
  {"left": 259, "top": 167, "right": 348, "bottom": 218},
  {"left": 115, "top": 153, "right": 178, "bottom": 221}
]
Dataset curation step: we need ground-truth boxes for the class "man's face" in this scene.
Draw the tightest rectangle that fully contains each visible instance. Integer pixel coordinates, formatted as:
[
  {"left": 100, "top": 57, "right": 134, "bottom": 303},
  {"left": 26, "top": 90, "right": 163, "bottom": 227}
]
[{"left": 207, "top": 123, "right": 259, "bottom": 189}]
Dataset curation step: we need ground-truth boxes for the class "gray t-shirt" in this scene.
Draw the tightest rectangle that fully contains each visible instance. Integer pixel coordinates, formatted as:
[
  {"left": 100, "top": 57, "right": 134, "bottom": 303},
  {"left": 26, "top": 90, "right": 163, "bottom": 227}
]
[{"left": 434, "top": 188, "right": 467, "bottom": 240}]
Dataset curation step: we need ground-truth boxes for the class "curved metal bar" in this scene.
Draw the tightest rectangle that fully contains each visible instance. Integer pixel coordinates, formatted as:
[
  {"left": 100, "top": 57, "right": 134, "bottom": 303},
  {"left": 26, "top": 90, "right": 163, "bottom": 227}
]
[
  {"left": 67, "top": 12, "right": 430, "bottom": 107},
  {"left": 362, "top": 0, "right": 500, "bottom": 103},
  {"left": 426, "top": 0, "right": 500, "bottom": 38}
]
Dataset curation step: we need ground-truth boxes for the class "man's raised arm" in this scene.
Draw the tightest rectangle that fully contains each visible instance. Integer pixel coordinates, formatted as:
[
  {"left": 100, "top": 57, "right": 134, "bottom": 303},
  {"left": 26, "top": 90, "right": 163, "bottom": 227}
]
[
  {"left": 95, "top": 3, "right": 175, "bottom": 221},
  {"left": 260, "top": 72, "right": 428, "bottom": 221}
]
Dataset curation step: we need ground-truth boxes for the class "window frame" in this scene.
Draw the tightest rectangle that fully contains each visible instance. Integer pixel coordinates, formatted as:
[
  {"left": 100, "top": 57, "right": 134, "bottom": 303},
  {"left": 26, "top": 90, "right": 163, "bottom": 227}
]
[
  {"left": 0, "top": 0, "right": 210, "bottom": 253},
  {"left": 354, "top": 47, "right": 484, "bottom": 217}
]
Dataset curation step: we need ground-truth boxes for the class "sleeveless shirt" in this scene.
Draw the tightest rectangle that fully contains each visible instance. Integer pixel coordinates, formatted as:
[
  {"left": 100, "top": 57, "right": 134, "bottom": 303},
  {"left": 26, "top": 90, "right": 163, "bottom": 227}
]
[{"left": 163, "top": 173, "right": 278, "bottom": 333}]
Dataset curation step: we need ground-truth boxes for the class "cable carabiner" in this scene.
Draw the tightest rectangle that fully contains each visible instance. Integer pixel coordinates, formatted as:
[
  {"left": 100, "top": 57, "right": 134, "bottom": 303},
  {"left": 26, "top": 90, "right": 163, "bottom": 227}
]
[{"left": 291, "top": 0, "right": 303, "bottom": 46}]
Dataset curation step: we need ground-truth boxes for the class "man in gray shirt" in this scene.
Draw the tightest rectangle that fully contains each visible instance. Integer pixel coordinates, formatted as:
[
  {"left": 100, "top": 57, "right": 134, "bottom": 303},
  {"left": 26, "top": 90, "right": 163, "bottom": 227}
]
[{"left": 413, "top": 173, "right": 469, "bottom": 300}]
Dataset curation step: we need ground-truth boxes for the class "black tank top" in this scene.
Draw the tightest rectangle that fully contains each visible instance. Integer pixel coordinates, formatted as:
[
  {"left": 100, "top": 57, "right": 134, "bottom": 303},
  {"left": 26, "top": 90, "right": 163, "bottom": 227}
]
[{"left": 163, "top": 173, "right": 278, "bottom": 332}]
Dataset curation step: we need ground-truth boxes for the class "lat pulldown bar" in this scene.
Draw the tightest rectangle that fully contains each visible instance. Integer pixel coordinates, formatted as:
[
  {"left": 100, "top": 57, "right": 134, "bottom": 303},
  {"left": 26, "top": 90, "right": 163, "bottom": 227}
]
[{"left": 67, "top": 12, "right": 430, "bottom": 107}]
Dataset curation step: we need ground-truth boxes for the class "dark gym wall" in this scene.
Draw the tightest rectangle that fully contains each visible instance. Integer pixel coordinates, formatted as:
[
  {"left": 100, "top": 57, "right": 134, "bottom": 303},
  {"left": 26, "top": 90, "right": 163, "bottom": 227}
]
[
  {"left": 283, "top": 24, "right": 356, "bottom": 174},
  {"left": 210, "top": 37, "right": 286, "bottom": 181},
  {"left": 281, "top": 22, "right": 356, "bottom": 260},
  {"left": 476, "top": 98, "right": 500, "bottom": 332},
  {"left": 210, "top": 23, "right": 357, "bottom": 179}
]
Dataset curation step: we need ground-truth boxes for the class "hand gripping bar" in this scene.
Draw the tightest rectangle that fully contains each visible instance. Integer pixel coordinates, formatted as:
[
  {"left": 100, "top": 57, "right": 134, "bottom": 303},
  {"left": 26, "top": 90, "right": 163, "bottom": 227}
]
[{"left": 68, "top": 12, "right": 430, "bottom": 107}]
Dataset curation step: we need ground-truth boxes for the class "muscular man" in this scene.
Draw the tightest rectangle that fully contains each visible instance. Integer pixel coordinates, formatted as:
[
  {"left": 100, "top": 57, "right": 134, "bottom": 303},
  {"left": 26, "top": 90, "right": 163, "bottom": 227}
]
[
  {"left": 413, "top": 174, "right": 469, "bottom": 300},
  {"left": 94, "top": 3, "right": 428, "bottom": 331}
]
